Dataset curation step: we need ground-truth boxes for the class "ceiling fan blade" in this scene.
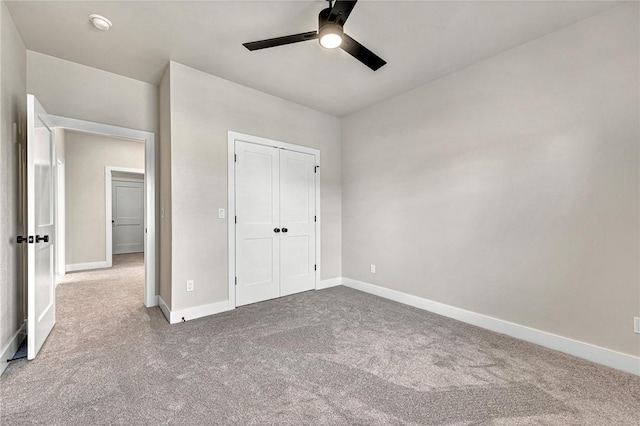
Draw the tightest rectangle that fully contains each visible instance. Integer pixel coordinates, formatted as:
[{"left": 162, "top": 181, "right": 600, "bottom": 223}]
[
  {"left": 243, "top": 31, "right": 318, "bottom": 51},
  {"left": 329, "top": 0, "right": 358, "bottom": 25},
  {"left": 340, "top": 34, "right": 386, "bottom": 71}
]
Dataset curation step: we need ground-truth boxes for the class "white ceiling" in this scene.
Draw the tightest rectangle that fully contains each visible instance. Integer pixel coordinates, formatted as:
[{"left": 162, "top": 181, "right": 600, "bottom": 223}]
[{"left": 6, "top": 1, "right": 621, "bottom": 117}]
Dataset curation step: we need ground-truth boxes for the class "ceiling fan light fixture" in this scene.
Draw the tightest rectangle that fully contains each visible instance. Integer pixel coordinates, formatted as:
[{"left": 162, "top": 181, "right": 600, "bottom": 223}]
[
  {"left": 89, "top": 14, "right": 112, "bottom": 31},
  {"left": 318, "top": 24, "right": 343, "bottom": 49}
]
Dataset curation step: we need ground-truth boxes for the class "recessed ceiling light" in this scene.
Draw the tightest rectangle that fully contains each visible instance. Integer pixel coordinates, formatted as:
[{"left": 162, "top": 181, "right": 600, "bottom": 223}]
[{"left": 89, "top": 14, "right": 112, "bottom": 31}]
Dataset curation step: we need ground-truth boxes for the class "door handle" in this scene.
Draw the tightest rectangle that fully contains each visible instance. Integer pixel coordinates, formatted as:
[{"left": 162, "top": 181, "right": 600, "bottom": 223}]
[
  {"left": 281, "top": 228, "right": 288, "bottom": 233},
  {"left": 35, "top": 235, "right": 49, "bottom": 243},
  {"left": 274, "top": 228, "right": 281, "bottom": 233},
  {"left": 17, "top": 236, "right": 33, "bottom": 244}
]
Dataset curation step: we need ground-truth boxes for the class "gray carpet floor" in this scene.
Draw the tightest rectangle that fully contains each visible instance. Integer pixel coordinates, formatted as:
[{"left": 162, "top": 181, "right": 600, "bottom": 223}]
[{"left": 1, "top": 253, "right": 639, "bottom": 425}]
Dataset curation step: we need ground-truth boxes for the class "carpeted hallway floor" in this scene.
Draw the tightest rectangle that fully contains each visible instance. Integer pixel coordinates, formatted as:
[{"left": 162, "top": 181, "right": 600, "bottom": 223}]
[{"left": 1, "top": 253, "right": 639, "bottom": 425}]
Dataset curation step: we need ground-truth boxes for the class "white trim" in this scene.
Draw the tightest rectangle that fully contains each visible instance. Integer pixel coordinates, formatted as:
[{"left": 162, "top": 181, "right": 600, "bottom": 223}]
[
  {"left": 65, "top": 261, "right": 110, "bottom": 272},
  {"left": 48, "top": 115, "right": 157, "bottom": 308},
  {"left": 1, "top": 322, "right": 26, "bottom": 376},
  {"left": 55, "top": 157, "right": 65, "bottom": 277},
  {"left": 227, "top": 131, "right": 321, "bottom": 310},
  {"left": 111, "top": 176, "right": 144, "bottom": 184},
  {"left": 106, "top": 166, "right": 145, "bottom": 262},
  {"left": 158, "top": 297, "right": 231, "bottom": 325},
  {"left": 342, "top": 278, "right": 640, "bottom": 376},
  {"left": 317, "top": 277, "right": 343, "bottom": 290}
]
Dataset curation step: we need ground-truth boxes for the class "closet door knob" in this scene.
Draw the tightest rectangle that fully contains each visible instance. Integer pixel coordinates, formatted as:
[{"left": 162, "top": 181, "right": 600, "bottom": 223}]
[
  {"left": 281, "top": 228, "right": 288, "bottom": 233},
  {"left": 274, "top": 228, "right": 281, "bottom": 233}
]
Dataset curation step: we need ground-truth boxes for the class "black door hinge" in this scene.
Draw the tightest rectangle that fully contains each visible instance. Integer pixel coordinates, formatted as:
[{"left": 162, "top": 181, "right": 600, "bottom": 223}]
[
  {"left": 314, "top": 216, "right": 316, "bottom": 222},
  {"left": 314, "top": 166, "right": 319, "bottom": 173},
  {"left": 235, "top": 277, "right": 237, "bottom": 286},
  {"left": 314, "top": 264, "right": 317, "bottom": 271},
  {"left": 234, "top": 154, "right": 237, "bottom": 162},
  {"left": 235, "top": 216, "right": 237, "bottom": 223}
]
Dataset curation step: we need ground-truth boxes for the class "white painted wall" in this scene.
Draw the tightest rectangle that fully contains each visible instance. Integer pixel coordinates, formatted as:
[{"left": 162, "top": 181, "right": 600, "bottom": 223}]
[
  {"left": 166, "top": 61, "right": 342, "bottom": 311},
  {"left": 342, "top": 3, "right": 640, "bottom": 357},
  {"left": 0, "top": 1, "right": 27, "bottom": 374},
  {"left": 65, "top": 130, "right": 144, "bottom": 265}
]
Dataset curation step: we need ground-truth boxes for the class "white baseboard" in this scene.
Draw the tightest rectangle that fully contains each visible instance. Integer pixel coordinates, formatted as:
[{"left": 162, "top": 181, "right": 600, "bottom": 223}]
[
  {"left": 1, "top": 321, "right": 26, "bottom": 376},
  {"left": 157, "top": 296, "right": 233, "bottom": 325},
  {"left": 342, "top": 278, "right": 640, "bottom": 376},
  {"left": 317, "top": 277, "right": 343, "bottom": 290},
  {"left": 65, "top": 261, "right": 110, "bottom": 272}
]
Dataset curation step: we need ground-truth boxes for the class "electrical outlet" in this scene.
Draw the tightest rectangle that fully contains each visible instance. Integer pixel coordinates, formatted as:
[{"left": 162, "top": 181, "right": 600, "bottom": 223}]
[
  {"left": 218, "top": 208, "right": 225, "bottom": 219},
  {"left": 634, "top": 317, "right": 640, "bottom": 334},
  {"left": 186, "top": 280, "right": 194, "bottom": 292},
  {"left": 370, "top": 264, "right": 376, "bottom": 274}
]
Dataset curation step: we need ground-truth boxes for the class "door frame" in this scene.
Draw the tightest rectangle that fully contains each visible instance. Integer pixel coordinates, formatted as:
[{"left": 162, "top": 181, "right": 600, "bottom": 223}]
[
  {"left": 55, "top": 155, "right": 65, "bottom": 278},
  {"left": 106, "top": 167, "right": 145, "bottom": 258},
  {"left": 227, "top": 131, "right": 320, "bottom": 309},
  {"left": 48, "top": 115, "right": 157, "bottom": 308}
]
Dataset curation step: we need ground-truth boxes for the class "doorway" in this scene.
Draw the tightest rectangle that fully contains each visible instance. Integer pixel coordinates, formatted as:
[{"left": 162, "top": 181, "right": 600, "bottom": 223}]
[
  {"left": 49, "top": 115, "right": 156, "bottom": 308},
  {"left": 227, "top": 131, "right": 321, "bottom": 308}
]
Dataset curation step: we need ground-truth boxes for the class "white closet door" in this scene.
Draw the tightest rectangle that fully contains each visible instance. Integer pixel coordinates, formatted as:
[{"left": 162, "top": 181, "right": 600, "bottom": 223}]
[
  {"left": 235, "top": 142, "right": 280, "bottom": 307},
  {"left": 279, "top": 149, "right": 316, "bottom": 296}
]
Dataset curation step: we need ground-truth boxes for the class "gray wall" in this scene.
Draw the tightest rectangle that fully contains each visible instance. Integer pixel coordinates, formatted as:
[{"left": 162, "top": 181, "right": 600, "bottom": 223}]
[
  {"left": 159, "top": 66, "right": 172, "bottom": 306},
  {"left": 342, "top": 3, "right": 639, "bottom": 357},
  {"left": 167, "top": 61, "right": 342, "bottom": 311},
  {"left": 0, "top": 1, "right": 26, "bottom": 373},
  {"left": 27, "top": 51, "right": 158, "bottom": 133},
  {"left": 64, "top": 130, "right": 144, "bottom": 265}
]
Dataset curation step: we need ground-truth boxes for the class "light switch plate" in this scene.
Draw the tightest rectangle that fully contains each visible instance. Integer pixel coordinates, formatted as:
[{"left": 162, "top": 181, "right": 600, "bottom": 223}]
[
  {"left": 370, "top": 264, "right": 376, "bottom": 274},
  {"left": 218, "top": 208, "right": 225, "bottom": 219},
  {"left": 186, "top": 280, "right": 194, "bottom": 292},
  {"left": 634, "top": 317, "right": 640, "bottom": 334}
]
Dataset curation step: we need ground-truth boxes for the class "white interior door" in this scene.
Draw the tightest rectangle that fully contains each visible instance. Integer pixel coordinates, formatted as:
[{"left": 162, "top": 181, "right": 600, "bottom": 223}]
[
  {"left": 235, "top": 141, "right": 280, "bottom": 307},
  {"left": 234, "top": 140, "right": 316, "bottom": 307},
  {"left": 26, "top": 94, "right": 56, "bottom": 360},
  {"left": 112, "top": 179, "right": 144, "bottom": 254},
  {"left": 280, "top": 149, "right": 316, "bottom": 296}
]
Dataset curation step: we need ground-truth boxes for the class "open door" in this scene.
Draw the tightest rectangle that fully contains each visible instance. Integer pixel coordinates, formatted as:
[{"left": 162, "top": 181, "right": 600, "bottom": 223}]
[{"left": 26, "top": 94, "right": 56, "bottom": 360}]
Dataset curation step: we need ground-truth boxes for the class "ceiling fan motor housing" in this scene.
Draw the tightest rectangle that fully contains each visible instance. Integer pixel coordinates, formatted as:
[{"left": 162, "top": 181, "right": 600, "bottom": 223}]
[{"left": 318, "top": 7, "right": 344, "bottom": 48}]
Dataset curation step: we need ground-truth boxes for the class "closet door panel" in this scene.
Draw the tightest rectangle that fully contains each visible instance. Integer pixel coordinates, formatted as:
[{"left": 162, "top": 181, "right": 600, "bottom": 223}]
[
  {"left": 279, "top": 149, "right": 316, "bottom": 297},
  {"left": 235, "top": 142, "right": 280, "bottom": 306}
]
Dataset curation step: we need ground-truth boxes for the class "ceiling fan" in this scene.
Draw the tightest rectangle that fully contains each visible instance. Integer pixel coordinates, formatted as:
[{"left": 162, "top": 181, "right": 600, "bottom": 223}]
[{"left": 242, "top": 0, "right": 386, "bottom": 71}]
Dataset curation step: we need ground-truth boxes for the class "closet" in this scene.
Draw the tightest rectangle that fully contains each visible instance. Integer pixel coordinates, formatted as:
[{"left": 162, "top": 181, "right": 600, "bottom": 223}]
[{"left": 234, "top": 140, "right": 317, "bottom": 306}]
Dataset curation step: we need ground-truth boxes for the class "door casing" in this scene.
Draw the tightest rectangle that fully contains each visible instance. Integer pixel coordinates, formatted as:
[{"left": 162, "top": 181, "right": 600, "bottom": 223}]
[
  {"left": 48, "top": 115, "right": 157, "bottom": 308},
  {"left": 227, "top": 131, "right": 320, "bottom": 308}
]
